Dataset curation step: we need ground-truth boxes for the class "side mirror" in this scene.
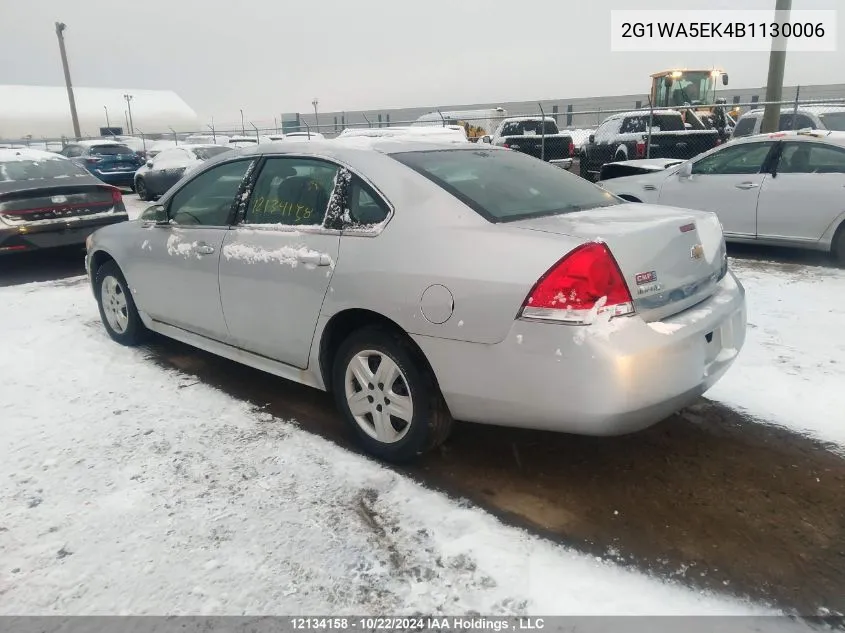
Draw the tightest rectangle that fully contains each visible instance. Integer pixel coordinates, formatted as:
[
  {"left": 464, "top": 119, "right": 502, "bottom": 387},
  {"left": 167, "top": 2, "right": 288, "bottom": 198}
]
[
  {"left": 146, "top": 160, "right": 154, "bottom": 168},
  {"left": 588, "top": 134, "right": 595, "bottom": 144},
  {"left": 678, "top": 162, "right": 693, "bottom": 178},
  {"left": 722, "top": 73, "right": 729, "bottom": 86}
]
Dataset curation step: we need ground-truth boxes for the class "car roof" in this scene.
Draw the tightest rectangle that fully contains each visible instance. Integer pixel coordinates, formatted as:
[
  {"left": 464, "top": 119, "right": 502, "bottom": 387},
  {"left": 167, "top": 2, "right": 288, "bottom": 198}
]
[
  {"left": 0, "top": 147, "right": 69, "bottom": 162},
  {"left": 228, "top": 138, "right": 498, "bottom": 161}
]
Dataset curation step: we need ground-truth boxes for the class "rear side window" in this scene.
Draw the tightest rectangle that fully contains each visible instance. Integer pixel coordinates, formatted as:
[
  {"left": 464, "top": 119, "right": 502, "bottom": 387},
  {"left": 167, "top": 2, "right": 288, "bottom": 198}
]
[
  {"left": 779, "top": 113, "right": 816, "bottom": 131},
  {"left": 393, "top": 148, "right": 619, "bottom": 223},
  {"left": 732, "top": 116, "right": 757, "bottom": 137},
  {"left": 90, "top": 144, "right": 133, "bottom": 156}
]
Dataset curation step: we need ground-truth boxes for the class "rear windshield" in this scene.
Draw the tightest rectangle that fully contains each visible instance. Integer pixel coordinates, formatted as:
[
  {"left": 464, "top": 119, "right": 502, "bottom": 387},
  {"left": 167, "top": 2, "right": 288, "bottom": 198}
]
[
  {"left": 499, "top": 120, "right": 558, "bottom": 136},
  {"left": 0, "top": 158, "right": 87, "bottom": 182},
  {"left": 393, "top": 149, "right": 619, "bottom": 223},
  {"left": 192, "top": 146, "right": 232, "bottom": 160},
  {"left": 819, "top": 112, "right": 845, "bottom": 131},
  {"left": 90, "top": 144, "right": 134, "bottom": 156}
]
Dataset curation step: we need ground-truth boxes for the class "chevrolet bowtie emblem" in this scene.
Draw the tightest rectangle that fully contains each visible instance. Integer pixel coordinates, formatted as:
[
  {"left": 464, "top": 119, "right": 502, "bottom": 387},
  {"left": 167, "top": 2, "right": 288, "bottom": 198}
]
[{"left": 690, "top": 244, "right": 704, "bottom": 260}]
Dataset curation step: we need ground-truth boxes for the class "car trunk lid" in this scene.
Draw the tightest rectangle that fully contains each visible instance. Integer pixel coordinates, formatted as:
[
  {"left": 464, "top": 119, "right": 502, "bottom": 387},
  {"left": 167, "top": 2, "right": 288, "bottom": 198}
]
[
  {"left": 508, "top": 203, "right": 727, "bottom": 321},
  {"left": 0, "top": 184, "right": 123, "bottom": 225}
]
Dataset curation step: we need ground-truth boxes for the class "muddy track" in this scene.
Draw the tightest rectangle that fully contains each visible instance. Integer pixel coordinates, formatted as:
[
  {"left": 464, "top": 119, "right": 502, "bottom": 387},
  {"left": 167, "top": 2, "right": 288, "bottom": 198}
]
[{"left": 148, "top": 337, "right": 845, "bottom": 616}]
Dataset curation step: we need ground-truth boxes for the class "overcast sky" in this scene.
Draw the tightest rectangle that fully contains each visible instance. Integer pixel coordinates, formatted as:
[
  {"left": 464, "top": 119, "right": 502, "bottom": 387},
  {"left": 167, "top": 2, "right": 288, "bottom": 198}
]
[{"left": 0, "top": 0, "right": 842, "bottom": 126}]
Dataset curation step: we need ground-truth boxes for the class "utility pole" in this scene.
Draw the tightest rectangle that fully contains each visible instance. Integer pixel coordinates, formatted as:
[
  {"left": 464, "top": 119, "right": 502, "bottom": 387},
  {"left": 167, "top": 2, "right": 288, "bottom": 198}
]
[
  {"left": 312, "top": 98, "right": 319, "bottom": 129},
  {"left": 240, "top": 109, "right": 245, "bottom": 135},
  {"left": 55, "top": 22, "right": 81, "bottom": 139},
  {"left": 103, "top": 105, "right": 110, "bottom": 129},
  {"left": 761, "top": 0, "right": 792, "bottom": 133},
  {"left": 123, "top": 94, "right": 134, "bottom": 135}
]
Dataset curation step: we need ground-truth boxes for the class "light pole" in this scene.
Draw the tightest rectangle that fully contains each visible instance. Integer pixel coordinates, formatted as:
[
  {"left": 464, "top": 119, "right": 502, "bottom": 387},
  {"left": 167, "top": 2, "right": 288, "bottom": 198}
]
[
  {"left": 103, "top": 105, "right": 110, "bottom": 130},
  {"left": 312, "top": 98, "right": 320, "bottom": 129},
  {"left": 123, "top": 94, "right": 134, "bottom": 135},
  {"left": 54, "top": 22, "right": 81, "bottom": 139},
  {"left": 761, "top": 0, "right": 792, "bottom": 133},
  {"left": 240, "top": 109, "right": 245, "bottom": 135}
]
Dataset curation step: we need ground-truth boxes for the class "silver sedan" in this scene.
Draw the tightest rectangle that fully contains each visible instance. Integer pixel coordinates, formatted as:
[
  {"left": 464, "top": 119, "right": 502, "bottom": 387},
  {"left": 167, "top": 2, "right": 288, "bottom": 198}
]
[{"left": 85, "top": 140, "right": 747, "bottom": 462}]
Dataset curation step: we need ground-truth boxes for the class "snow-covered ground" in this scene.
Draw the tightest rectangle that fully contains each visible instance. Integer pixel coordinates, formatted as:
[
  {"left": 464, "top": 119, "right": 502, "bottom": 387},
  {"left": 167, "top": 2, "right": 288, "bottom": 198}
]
[
  {"left": 707, "top": 259, "right": 845, "bottom": 450},
  {"left": 1, "top": 279, "right": 774, "bottom": 616}
]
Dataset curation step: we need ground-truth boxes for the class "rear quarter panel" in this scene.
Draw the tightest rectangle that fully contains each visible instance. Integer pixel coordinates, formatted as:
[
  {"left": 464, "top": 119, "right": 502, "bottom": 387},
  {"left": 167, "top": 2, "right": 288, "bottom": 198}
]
[{"left": 321, "top": 154, "right": 584, "bottom": 345}]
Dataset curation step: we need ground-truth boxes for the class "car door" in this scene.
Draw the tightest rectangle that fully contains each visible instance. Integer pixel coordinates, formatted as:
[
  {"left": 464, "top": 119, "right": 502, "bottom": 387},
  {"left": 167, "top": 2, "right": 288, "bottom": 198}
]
[
  {"left": 126, "top": 158, "right": 254, "bottom": 340},
  {"left": 756, "top": 141, "right": 845, "bottom": 243},
  {"left": 217, "top": 155, "right": 342, "bottom": 368},
  {"left": 658, "top": 141, "right": 777, "bottom": 238}
]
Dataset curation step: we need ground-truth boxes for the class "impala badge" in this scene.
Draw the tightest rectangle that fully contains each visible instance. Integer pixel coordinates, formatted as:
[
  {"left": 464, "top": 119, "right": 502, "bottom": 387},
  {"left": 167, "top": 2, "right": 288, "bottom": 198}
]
[{"left": 691, "top": 244, "right": 704, "bottom": 260}]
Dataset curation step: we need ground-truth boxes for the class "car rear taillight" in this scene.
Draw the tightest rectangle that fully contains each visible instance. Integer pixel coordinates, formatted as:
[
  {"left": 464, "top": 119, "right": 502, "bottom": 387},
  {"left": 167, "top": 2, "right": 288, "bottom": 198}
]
[
  {"left": 85, "top": 157, "right": 101, "bottom": 164},
  {"left": 635, "top": 140, "right": 646, "bottom": 158},
  {"left": 519, "top": 242, "right": 635, "bottom": 325},
  {"left": 502, "top": 143, "right": 509, "bottom": 149},
  {"left": 568, "top": 141, "right": 575, "bottom": 157},
  {"left": 110, "top": 187, "right": 123, "bottom": 206}
]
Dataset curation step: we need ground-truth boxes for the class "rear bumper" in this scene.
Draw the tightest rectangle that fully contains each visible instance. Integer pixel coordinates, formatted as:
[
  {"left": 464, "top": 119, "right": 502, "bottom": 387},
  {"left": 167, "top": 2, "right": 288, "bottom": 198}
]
[
  {"left": 0, "top": 214, "right": 129, "bottom": 255},
  {"left": 414, "top": 271, "right": 746, "bottom": 435}
]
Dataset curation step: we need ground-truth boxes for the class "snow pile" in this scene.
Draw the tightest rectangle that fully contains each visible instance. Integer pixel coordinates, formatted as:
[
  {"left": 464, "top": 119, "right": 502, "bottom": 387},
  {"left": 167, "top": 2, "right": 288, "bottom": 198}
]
[
  {"left": 707, "top": 258, "right": 845, "bottom": 449},
  {"left": 0, "top": 279, "right": 775, "bottom": 616},
  {"left": 221, "top": 243, "right": 332, "bottom": 269}
]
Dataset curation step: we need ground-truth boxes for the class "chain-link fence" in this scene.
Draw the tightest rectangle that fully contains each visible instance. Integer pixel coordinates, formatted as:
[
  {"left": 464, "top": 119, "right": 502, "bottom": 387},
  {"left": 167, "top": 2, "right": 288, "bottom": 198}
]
[{"left": 3, "top": 93, "right": 844, "bottom": 180}]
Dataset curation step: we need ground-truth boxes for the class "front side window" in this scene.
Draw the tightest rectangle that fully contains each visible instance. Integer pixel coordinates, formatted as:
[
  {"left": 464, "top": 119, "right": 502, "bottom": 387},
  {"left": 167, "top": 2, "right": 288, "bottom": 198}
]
[
  {"left": 692, "top": 142, "right": 774, "bottom": 175},
  {"left": 393, "top": 148, "right": 619, "bottom": 223},
  {"left": 777, "top": 142, "right": 845, "bottom": 174},
  {"left": 243, "top": 157, "right": 338, "bottom": 226},
  {"left": 168, "top": 159, "right": 252, "bottom": 226}
]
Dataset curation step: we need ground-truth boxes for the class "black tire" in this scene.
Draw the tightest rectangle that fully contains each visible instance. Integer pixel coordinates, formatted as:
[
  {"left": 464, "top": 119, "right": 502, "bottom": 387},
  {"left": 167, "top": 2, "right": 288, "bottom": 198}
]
[
  {"left": 135, "top": 177, "right": 151, "bottom": 201},
  {"left": 94, "top": 260, "right": 148, "bottom": 346},
  {"left": 834, "top": 226, "right": 845, "bottom": 267},
  {"left": 332, "top": 326, "right": 453, "bottom": 463}
]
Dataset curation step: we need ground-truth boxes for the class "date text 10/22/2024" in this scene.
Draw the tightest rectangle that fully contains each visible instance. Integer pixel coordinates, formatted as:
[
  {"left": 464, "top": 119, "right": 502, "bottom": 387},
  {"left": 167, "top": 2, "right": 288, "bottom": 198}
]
[{"left": 291, "top": 618, "right": 547, "bottom": 631}]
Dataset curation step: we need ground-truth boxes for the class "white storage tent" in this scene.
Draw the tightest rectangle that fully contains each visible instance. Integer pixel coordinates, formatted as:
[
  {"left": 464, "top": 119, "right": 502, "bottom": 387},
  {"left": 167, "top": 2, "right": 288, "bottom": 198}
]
[{"left": 0, "top": 85, "right": 200, "bottom": 139}]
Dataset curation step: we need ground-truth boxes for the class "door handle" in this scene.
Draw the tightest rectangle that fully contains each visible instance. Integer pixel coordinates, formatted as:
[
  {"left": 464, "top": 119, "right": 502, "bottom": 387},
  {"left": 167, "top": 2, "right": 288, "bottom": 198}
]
[
  {"left": 296, "top": 251, "right": 332, "bottom": 266},
  {"left": 195, "top": 243, "right": 215, "bottom": 255},
  {"left": 735, "top": 182, "right": 759, "bottom": 190}
]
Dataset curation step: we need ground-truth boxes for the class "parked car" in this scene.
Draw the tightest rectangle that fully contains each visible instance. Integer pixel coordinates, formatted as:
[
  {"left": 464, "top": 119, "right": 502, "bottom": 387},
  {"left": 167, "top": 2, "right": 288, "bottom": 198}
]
[
  {"left": 579, "top": 110, "right": 721, "bottom": 181},
  {"left": 134, "top": 144, "right": 232, "bottom": 201},
  {"left": 732, "top": 106, "right": 845, "bottom": 138},
  {"left": 336, "top": 126, "right": 468, "bottom": 144},
  {"left": 0, "top": 148, "right": 127, "bottom": 254},
  {"left": 486, "top": 116, "right": 574, "bottom": 169},
  {"left": 598, "top": 130, "right": 845, "bottom": 264},
  {"left": 183, "top": 134, "right": 228, "bottom": 146},
  {"left": 59, "top": 140, "right": 145, "bottom": 189},
  {"left": 86, "top": 140, "right": 746, "bottom": 461}
]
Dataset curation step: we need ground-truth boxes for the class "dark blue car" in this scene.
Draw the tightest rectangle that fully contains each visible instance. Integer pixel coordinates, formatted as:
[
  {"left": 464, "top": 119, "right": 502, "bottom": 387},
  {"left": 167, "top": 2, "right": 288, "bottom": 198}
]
[{"left": 59, "top": 140, "right": 145, "bottom": 189}]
